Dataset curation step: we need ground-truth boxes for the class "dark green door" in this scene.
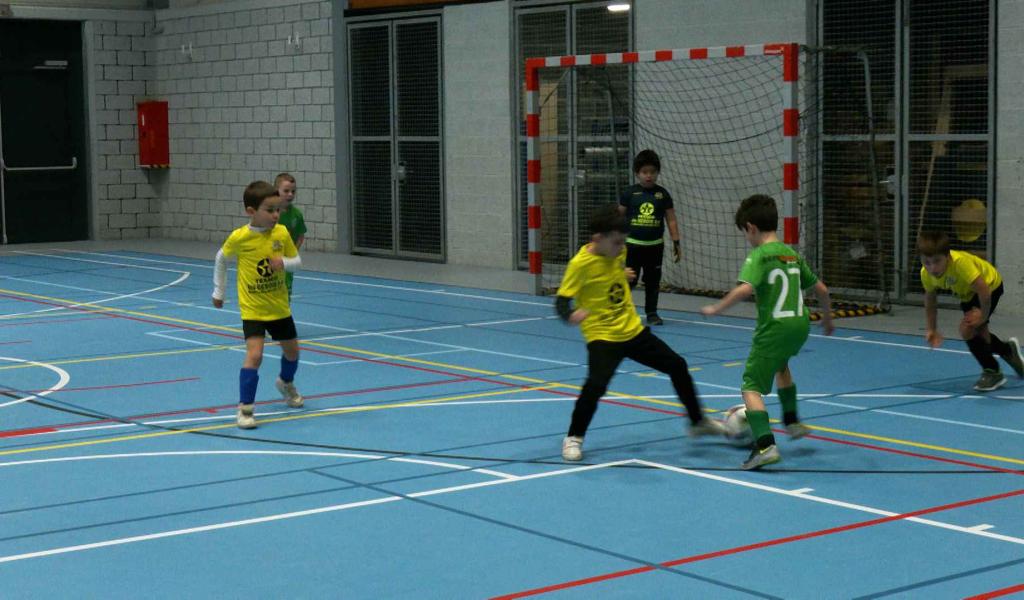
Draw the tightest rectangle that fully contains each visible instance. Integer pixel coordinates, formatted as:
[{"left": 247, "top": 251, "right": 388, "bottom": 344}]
[{"left": 0, "top": 20, "right": 87, "bottom": 244}]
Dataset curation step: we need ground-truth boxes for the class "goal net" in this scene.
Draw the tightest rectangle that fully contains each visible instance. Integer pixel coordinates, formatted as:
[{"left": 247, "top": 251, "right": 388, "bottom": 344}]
[{"left": 525, "top": 44, "right": 809, "bottom": 298}]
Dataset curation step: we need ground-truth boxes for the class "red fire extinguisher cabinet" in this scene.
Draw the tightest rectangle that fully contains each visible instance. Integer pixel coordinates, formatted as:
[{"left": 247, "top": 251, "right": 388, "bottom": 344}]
[{"left": 137, "top": 101, "right": 169, "bottom": 168}]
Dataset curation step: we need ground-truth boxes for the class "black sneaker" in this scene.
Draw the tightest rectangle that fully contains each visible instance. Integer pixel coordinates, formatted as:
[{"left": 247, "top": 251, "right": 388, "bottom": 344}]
[
  {"left": 974, "top": 369, "right": 1007, "bottom": 392},
  {"left": 647, "top": 313, "right": 664, "bottom": 326}
]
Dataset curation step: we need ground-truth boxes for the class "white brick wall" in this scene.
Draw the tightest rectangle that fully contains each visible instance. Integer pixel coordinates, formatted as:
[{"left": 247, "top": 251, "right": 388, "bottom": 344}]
[
  {"left": 635, "top": 0, "right": 809, "bottom": 49},
  {"left": 443, "top": 1, "right": 515, "bottom": 268},
  {"left": 148, "top": 0, "right": 335, "bottom": 250},
  {"left": 90, "top": 18, "right": 160, "bottom": 240}
]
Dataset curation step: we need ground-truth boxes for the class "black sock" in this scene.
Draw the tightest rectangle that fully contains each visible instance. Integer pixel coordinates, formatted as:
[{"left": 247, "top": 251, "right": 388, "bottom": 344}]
[
  {"left": 966, "top": 336, "right": 1000, "bottom": 371},
  {"left": 990, "top": 334, "right": 1012, "bottom": 359}
]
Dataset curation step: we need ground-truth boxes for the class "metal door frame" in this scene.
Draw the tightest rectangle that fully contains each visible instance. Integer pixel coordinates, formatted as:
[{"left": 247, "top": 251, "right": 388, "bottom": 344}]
[
  {"left": 347, "top": 15, "right": 444, "bottom": 261},
  {"left": 816, "top": 0, "right": 993, "bottom": 304},
  {"left": 899, "top": 0, "right": 995, "bottom": 303},
  {"left": 513, "top": 1, "right": 632, "bottom": 264},
  {"left": 0, "top": 26, "right": 83, "bottom": 245}
]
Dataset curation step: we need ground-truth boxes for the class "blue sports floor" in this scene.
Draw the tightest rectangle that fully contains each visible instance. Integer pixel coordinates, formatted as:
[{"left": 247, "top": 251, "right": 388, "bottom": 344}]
[{"left": 1, "top": 248, "right": 1023, "bottom": 599}]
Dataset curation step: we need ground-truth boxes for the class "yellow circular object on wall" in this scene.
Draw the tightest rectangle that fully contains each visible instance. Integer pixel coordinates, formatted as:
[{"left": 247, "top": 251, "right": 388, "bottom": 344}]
[{"left": 952, "top": 198, "right": 986, "bottom": 242}]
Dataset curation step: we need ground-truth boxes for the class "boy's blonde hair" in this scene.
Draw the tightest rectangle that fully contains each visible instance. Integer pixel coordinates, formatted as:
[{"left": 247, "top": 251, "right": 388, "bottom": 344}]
[
  {"left": 274, "top": 172, "right": 296, "bottom": 187},
  {"left": 917, "top": 230, "right": 951, "bottom": 257}
]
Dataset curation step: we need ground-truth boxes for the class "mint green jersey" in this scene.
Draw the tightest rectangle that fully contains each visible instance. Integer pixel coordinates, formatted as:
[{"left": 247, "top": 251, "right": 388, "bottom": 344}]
[{"left": 738, "top": 241, "right": 818, "bottom": 354}]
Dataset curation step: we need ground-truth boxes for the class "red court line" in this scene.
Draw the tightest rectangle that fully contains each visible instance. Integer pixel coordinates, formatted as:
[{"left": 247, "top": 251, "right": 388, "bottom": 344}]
[
  {"left": 0, "top": 377, "right": 471, "bottom": 438},
  {"left": 965, "top": 583, "right": 1024, "bottom": 599},
  {"left": 27, "top": 377, "right": 199, "bottom": 394},
  {"left": 0, "top": 426, "right": 57, "bottom": 439},
  {"left": 492, "top": 487, "right": 1024, "bottom": 599},
  {"left": 0, "top": 315, "right": 116, "bottom": 328}
]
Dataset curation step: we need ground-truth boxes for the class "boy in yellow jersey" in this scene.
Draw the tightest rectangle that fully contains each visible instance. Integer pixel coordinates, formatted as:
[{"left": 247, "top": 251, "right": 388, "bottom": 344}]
[
  {"left": 918, "top": 230, "right": 1023, "bottom": 392},
  {"left": 701, "top": 194, "right": 834, "bottom": 470},
  {"left": 555, "top": 205, "right": 725, "bottom": 461},
  {"left": 212, "top": 181, "right": 305, "bottom": 429}
]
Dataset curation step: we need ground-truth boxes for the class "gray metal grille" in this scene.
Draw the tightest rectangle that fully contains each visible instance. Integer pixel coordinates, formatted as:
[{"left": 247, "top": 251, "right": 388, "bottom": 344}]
[
  {"left": 906, "top": 0, "right": 990, "bottom": 290},
  {"left": 350, "top": 25, "right": 393, "bottom": 252},
  {"left": 819, "top": 0, "right": 897, "bottom": 303},
  {"left": 820, "top": 0, "right": 991, "bottom": 304},
  {"left": 395, "top": 20, "right": 442, "bottom": 257},
  {"left": 348, "top": 18, "right": 443, "bottom": 260}
]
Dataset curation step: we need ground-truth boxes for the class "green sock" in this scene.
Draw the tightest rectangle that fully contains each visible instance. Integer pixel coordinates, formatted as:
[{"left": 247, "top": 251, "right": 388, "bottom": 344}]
[
  {"left": 778, "top": 385, "right": 798, "bottom": 425},
  {"left": 746, "top": 409, "right": 775, "bottom": 450}
]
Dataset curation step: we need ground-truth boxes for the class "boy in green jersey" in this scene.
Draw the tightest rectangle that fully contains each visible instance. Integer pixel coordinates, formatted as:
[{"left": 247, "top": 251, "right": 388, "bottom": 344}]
[
  {"left": 275, "top": 173, "right": 306, "bottom": 298},
  {"left": 701, "top": 194, "right": 834, "bottom": 470}
]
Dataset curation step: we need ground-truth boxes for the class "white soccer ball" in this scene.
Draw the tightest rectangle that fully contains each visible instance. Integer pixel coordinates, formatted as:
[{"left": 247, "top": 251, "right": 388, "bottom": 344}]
[{"left": 722, "top": 404, "right": 753, "bottom": 447}]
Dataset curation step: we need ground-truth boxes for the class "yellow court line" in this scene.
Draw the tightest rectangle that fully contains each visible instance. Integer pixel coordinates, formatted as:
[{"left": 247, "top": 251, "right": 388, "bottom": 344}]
[
  {"left": 0, "top": 385, "right": 559, "bottom": 458},
  {"left": 804, "top": 423, "right": 1024, "bottom": 467},
  {"left": 0, "top": 344, "right": 233, "bottom": 371},
  {"left": 3, "top": 287, "right": 1023, "bottom": 468}
]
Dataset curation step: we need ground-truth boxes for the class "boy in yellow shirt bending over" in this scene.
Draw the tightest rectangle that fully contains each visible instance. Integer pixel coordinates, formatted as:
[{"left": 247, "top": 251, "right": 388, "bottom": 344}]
[{"left": 919, "top": 230, "right": 1023, "bottom": 391}]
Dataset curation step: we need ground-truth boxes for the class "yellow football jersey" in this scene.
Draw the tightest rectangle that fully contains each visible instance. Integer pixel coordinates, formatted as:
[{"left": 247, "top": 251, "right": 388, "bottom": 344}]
[
  {"left": 920, "top": 250, "right": 1002, "bottom": 302},
  {"left": 557, "top": 245, "right": 643, "bottom": 343},
  {"left": 221, "top": 224, "right": 298, "bottom": 320}
]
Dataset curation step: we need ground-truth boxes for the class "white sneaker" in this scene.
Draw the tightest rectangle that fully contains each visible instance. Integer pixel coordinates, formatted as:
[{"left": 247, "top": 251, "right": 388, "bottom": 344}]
[
  {"left": 562, "top": 436, "right": 584, "bottom": 461},
  {"left": 276, "top": 377, "right": 303, "bottom": 408},
  {"left": 236, "top": 404, "right": 256, "bottom": 429}
]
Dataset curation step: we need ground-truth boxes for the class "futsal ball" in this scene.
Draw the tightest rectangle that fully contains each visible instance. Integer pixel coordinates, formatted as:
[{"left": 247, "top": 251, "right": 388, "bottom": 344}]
[{"left": 722, "top": 404, "right": 753, "bottom": 447}]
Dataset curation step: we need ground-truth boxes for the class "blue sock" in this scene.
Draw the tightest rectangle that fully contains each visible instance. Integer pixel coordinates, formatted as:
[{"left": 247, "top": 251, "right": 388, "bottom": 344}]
[
  {"left": 280, "top": 356, "right": 298, "bottom": 383},
  {"left": 240, "top": 368, "right": 259, "bottom": 405}
]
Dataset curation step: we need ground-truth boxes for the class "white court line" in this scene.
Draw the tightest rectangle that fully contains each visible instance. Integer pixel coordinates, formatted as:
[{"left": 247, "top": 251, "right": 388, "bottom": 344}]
[
  {"left": 0, "top": 459, "right": 631, "bottom": 564},
  {"left": 365, "top": 332, "right": 580, "bottom": 367},
  {"left": 0, "top": 273, "right": 190, "bottom": 320},
  {"left": 0, "top": 450, "right": 515, "bottom": 480},
  {"left": 144, "top": 329, "right": 470, "bottom": 367},
  {"left": 635, "top": 459, "right": 1024, "bottom": 546},
  {"left": 1, "top": 455, "right": 1020, "bottom": 565},
  {"left": 54, "top": 249, "right": 552, "bottom": 308},
  {"left": 143, "top": 330, "right": 324, "bottom": 366},
  {"left": 0, "top": 356, "right": 71, "bottom": 408},
  {"left": 806, "top": 398, "right": 1024, "bottom": 436},
  {"left": 20, "top": 396, "right": 574, "bottom": 439},
  {"left": 665, "top": 316, "right": 970, "bottom": 355},
  {"left": 2, "top": 251, "right": 191, "bottom": 319}
]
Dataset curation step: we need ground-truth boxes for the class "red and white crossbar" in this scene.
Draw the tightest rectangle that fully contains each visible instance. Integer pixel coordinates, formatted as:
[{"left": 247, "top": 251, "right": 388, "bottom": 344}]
[{"left": 524, "top": 43, "right": 800, "bottom": 281}]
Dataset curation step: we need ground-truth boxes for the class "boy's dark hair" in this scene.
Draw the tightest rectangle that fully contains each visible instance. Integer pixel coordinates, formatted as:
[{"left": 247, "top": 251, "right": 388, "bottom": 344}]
[
  {"left": 274, "top": 172, "right": 296, "bottom": 187},
  {"left": 735, "top": 194, "right": 778, "bottom": 232},
  {"left": 917, "top": 230, "right": 951, "bottom": 257},
  {"left": 632, "top": 149, "right": 661, "bottom": 174},
  {"left": 589, "top": 204, "right": 629, "bottom": 235},
  {"left": 243, "top": 181, "right": 279, "bottom": 210}
]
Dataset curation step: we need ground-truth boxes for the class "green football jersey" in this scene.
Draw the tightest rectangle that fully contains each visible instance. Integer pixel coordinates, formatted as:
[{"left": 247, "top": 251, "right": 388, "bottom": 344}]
[
  {"left": 738, "top": 241, "right": 818, "bottom": 352},
  {"left": 278, "top": 205, "right": 307, "bottom": 244}
]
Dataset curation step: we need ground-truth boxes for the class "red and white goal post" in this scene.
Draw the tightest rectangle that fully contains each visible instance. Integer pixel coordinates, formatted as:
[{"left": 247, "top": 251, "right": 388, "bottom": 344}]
[{"left": 524, "top": 43, "right": 801, "bottom": 295}]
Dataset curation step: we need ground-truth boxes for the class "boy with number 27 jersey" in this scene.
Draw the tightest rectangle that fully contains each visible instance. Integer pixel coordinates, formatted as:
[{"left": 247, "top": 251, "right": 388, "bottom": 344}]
[{"left": 701, "top": 194, "right": 833, "bottom": 470}]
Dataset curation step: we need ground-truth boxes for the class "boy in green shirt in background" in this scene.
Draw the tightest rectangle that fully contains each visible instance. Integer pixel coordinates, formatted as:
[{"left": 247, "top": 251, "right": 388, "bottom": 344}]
[{"left": 275, "top": 172, "right": 307, "bottom": 298}]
